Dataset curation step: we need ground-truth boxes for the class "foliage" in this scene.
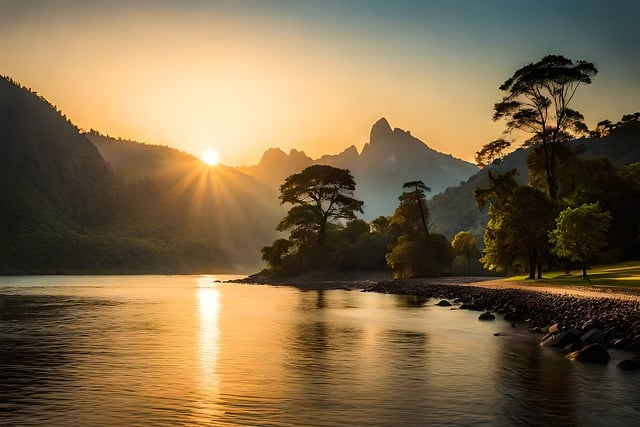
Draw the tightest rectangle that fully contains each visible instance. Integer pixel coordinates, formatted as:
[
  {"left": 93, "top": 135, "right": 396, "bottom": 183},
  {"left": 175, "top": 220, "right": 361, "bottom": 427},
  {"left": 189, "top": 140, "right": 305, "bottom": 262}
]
[
  {"left": 475, "top": 138, "right": 512, "bottom": 168},
  {"left": 386, "top": 181, "right": 448, "bottom": 277},
  {"left": 490, "top": 55, "right": 597, "bottom": 199},
  {"left": 278, "top": 165, "right": 364, "bottom": 248},
  {"left": 262, "top": 165, "right": 368, "bottom": 273},
  {"left": 475, "top": 170, "right": 558, "bottom": 278},
  {"left": 549, "top": 203, "right": 612, "bottom": 279},
  {"left": 451, "top": 231, "right": 480, "bottom": 275}
]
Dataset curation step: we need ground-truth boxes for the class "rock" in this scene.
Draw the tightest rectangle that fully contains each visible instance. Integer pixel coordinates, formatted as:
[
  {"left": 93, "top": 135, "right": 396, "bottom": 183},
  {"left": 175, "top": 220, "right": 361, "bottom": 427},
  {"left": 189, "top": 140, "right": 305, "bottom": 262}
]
[
  {"left": 479, "top": 312, "right": 495, "bottom": 321},
  {"left": 566, "top": 343, "right": 610, "bottom": 364},
  {"left": 581, "top": 319, "right": 604, "bottom": 333},
  {"left": 436, "top": 300, "right": 452, "bottom": 307},
  {"left": 541, "top": 329, "right": 581, "bottom": 349},
  {"left": 548, "top": 323, "right": 560, "bottom": 334},
  {"left": 611, "top": 337, "right": 632, "bottom": 349},
  {"left": 580, "top": 328, "right": 605, "bottom": 346},
  {"left": 617, "top": 359, "right": 640, "bottom": 370}
]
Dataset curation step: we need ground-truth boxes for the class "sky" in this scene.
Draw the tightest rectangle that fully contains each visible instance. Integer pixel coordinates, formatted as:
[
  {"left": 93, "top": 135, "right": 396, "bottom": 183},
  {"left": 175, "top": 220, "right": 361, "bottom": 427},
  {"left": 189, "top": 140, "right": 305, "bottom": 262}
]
[{"left": 1, "top": 0, "right": 639, "bottom": 166}]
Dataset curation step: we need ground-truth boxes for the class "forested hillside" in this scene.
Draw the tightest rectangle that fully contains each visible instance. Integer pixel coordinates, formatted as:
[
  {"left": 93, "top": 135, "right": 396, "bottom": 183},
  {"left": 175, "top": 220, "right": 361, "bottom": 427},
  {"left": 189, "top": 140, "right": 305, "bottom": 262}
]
[
  {"left": 0, "top": 76, "right": 278, "bottom": 273},
  {"left": 429, "top": 117, "right": 640, "bottom": 252}
]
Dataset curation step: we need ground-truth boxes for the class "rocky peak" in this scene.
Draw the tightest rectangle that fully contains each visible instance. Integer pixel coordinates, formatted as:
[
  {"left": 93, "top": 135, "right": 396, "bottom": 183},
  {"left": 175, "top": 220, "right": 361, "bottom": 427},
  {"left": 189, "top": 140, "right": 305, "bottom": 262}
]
[{"left": 370, "top": 117, "right": 393, "bottom": 144}]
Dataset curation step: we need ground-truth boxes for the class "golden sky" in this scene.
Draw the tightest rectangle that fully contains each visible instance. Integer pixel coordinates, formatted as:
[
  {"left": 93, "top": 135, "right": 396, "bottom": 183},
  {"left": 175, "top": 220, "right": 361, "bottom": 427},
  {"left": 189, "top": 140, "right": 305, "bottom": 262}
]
[{"left": 1, "top": 1, "right": 638, "bottom": 166}]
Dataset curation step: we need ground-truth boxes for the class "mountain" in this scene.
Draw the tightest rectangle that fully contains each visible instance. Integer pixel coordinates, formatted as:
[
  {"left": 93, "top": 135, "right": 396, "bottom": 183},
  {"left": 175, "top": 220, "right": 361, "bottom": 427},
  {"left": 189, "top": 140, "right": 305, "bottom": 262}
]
[
  {"left": 237, "top": 148, "right": 314, "bottom": 189},
  {"left": 0, "top": 76, "right": 118, "bottom": 229},
  {"left": 428, "top": 120, "right": 640, "bottom": 242},
  {"left": 0, "top": 76, "right": 278, "bottom": 273},
  {"left": 87, "top": 132, "right": 282, "bottom": 270},
  {"left": 347, "top": 118, "right": 478, "bottom": 219},
  {"left": 240, "top": 117, "right": 479, "bottom": 219}
]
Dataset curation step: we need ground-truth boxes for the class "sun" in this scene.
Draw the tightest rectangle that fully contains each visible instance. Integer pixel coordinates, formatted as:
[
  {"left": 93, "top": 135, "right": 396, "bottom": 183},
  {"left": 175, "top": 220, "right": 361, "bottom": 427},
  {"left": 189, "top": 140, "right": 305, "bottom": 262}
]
[{"left": 201, "top": 148, "right": 220, "bottom": 166}]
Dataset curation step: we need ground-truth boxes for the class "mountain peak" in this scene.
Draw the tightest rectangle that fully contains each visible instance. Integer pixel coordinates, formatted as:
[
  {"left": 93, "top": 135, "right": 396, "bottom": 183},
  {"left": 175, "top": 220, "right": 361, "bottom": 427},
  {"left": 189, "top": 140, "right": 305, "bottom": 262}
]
[{"left": 370, "top": 117, "right": 392, "bottom": 142}]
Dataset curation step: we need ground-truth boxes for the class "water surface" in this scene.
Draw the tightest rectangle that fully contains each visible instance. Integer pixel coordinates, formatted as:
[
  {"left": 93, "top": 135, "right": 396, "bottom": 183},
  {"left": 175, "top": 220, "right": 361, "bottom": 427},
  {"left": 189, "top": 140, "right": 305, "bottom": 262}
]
[{"left": 1, "top": 275, "right": 639, "bottom": 426}]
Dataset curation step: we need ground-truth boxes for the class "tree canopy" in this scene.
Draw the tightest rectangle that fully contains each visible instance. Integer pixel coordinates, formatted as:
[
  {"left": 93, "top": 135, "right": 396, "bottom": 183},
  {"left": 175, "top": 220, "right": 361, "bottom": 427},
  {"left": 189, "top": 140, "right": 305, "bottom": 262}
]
[
  {"left": 549, "top": 203, "right": 611, "bottom": 280},
  {"left": 278, "top": 165, "right": 364, "bottom": 248},
  {"left": 491, "top": 55, "right": 597, "bottom": 199},
  {"left": 451, "top": 231, "right": 479, "bottom": 276}
]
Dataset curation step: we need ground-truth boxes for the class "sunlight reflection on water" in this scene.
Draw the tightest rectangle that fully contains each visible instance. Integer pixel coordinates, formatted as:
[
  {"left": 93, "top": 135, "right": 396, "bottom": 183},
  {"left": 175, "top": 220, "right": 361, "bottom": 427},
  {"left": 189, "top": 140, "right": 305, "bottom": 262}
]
[{"left": 1, "top": 275, "right": 640, "bottom": 426}]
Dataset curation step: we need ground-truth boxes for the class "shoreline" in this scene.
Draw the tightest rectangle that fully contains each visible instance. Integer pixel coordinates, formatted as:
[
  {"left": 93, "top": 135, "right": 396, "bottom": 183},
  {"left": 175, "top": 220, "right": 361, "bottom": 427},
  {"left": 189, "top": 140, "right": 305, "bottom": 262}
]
[{"left": 237, "top": 273, "right": 640, "bottom": 363}]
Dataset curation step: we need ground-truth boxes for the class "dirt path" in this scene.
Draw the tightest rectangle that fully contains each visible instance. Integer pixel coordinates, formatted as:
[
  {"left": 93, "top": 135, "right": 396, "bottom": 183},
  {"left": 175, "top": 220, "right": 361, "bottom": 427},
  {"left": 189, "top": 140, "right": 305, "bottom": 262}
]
[{"left": 458, "top": 277, "right": 640, "bottom": 301}]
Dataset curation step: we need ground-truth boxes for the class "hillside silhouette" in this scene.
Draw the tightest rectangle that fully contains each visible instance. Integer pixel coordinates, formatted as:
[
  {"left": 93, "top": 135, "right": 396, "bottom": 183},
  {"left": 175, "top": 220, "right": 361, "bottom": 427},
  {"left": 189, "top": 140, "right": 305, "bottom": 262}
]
[
  {"left": 2, "top": 74, "right": 639, "bottom": 274},
  {"left": 0, "top": 76, "right": 278, "bottom": 273}
]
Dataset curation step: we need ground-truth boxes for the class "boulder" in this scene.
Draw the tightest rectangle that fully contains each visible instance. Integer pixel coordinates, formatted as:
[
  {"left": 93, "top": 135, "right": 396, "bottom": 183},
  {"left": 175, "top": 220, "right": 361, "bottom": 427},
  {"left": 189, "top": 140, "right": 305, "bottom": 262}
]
[
  {"left": 617, "top": 359, "right": 640, "bottom": 370},
  {"left": 581, "top": 319, "right": 604, "bottom": 333},
  {"left": 436, "top": 300, "right": 452, "bottom": 307},
  {"left": 611, "top": 337, "right": 632, "bottom": 349},
  {"left": 565, "top": 343, "right": 610, "bottom": 364},
  {"left": 479, "top": 312, "right": 495, "bottom": 321},
  {"left": 541, "top": 328, "right": 581, "bottom": 349},
  {"left": 580, "top": 328, "right": 605, "bottom": 346}
]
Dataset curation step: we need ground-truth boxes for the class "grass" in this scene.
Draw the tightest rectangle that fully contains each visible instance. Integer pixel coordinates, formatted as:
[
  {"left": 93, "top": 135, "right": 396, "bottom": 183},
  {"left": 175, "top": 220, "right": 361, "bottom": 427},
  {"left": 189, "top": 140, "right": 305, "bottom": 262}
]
[{"left": 504, "top": 260, "right": 640, "bottom": 289}]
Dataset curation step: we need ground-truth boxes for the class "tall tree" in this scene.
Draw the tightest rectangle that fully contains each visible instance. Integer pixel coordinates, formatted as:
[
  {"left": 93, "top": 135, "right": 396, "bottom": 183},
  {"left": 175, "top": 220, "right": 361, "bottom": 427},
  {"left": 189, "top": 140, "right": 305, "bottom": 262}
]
[
  {"left": 475, "top": 170, "right": 557, "bottom": 278},
  {"left": 549, "top": 203, "right": 611, "bottom": 280},
  {"left": 278, "top": 165, "right": 364, "bottom": 249},
  {"left": 387, "top": 181, "right": 441, "bottom": 277},
  {"left": 490, "top": 55, "right": 597, "bottom": 199},
  {"left": 402, "top": 180, "right": 431, "bottom": 238}
]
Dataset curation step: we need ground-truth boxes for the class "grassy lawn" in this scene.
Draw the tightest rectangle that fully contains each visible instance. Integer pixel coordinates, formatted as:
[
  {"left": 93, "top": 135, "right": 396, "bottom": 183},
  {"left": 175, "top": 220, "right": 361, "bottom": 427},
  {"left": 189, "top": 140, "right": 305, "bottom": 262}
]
[{"left": 504, "top": 260, "right": 640, "bottom": 289}]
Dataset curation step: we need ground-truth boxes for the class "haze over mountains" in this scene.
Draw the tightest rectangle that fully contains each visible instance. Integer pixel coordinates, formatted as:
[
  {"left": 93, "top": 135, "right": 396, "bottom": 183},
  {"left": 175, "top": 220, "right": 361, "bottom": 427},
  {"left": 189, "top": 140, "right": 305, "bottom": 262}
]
[
  {"left": 239, "top": 117, "right": 478, "bottom": 219},
  {"left": 1, "top": 74, "right": 639, "bottom": 273}
]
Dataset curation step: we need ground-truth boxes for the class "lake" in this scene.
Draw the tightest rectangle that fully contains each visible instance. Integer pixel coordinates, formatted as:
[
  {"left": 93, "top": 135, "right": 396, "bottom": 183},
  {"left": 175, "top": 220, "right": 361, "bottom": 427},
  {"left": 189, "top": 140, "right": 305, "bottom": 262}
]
[{"left": 1, "top": 275, "right": 639, "bottom": 426}]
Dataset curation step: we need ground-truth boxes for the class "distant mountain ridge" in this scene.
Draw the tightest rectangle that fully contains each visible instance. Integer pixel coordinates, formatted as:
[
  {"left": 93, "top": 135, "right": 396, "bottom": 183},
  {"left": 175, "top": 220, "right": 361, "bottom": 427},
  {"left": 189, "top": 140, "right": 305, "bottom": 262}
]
[
  {"left": 239, "top": 117, "right": 479, "bottom": 219},
  {"left": 4, "top": 73, "right": 637, "bottom": 274},
  {"left": 0, "top": 76, "right": 279, "bottom": 273}
]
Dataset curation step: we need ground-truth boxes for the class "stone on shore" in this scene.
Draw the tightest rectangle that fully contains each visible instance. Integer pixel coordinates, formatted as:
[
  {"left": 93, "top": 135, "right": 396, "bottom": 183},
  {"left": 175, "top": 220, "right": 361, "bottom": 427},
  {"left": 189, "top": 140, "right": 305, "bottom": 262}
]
[
  {"left": 580, "top": 328, "right": 605, "bottom": 346},
  {"left": 479, "top": 312, "right": 495, "bottom": 321},
  {"left": 565, "top": 343, "right": 610, "bottom": 364},
  {"left": 436, "top": 300, "right": 452, "bottom": 307}
]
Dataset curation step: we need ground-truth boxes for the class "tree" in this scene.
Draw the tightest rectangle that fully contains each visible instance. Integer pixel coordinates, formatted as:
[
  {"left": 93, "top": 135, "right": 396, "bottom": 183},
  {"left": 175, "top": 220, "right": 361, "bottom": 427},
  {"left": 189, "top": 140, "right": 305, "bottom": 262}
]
[
  {"left": 474, "top": 138, "right": 512, "bottom": 168},
  {"left": 474, "top": 170, "right": 557, "bottom": 278},
  {"left": 490, "top": 55, "right": 597, "bottom": 199},
  {"left": 386, "top": 181, "right": 441, "bottom": 277},
  {"left": 278, "top": 165, "right": 364, "bottom": 249},
  {"left": 451, "top": 231, "right": 479, "bottom": 275},
  {"left": 402, "top": 181, "right": 431, "bottom": 238},
  {"left": 549, "top": 203, "right": 612, "bottom": 280},
  {"left": 260, "top": 238, "right": 293, "bottom": 269}
]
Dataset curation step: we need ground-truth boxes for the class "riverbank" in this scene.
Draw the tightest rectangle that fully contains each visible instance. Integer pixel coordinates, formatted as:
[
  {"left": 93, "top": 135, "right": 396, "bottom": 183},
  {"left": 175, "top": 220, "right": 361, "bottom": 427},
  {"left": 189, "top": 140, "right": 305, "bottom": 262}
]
[
  {"left": 361, "top": 277, "right": 640, "bottom": 360},
  {"left": 237, "top": 272, "right": 640, "bottom": 360}
]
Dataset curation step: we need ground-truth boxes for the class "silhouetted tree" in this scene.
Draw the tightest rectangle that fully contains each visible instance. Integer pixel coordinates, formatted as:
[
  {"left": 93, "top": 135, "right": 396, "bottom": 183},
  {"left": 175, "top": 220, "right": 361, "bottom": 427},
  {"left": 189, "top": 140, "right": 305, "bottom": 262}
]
[
  {"left": 490, "top": 55, "right": 597, "bottom": 199},
  {"left": 386, "top": 181, "right": 442, "bottom": 277},
  {"left": 402, "top": 180, "right": 432, "bottom": 238},
  {"left": 474, "top": 138, "right": 512, "bottom": 168},
  {"left": 278, "top": 165, "right": 364, "bottom": 249}
]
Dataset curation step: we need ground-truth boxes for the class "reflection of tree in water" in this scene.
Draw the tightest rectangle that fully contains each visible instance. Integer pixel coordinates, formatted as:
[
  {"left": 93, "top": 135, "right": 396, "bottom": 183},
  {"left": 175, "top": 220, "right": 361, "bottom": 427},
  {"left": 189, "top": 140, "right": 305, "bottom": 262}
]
[
  {"left": 494, "top": 336, "right": 575, "bottom": 426},
  {"left": 396, "top": 294, "right": 429, "bottom": 308}
]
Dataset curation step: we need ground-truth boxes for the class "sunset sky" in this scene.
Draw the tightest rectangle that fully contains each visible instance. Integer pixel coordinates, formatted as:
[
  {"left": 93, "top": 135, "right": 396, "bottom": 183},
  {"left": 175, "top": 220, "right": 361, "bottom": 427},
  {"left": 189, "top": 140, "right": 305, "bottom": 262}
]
[{"left": 2, "top": 0, "right": 639, "bottom": 166}]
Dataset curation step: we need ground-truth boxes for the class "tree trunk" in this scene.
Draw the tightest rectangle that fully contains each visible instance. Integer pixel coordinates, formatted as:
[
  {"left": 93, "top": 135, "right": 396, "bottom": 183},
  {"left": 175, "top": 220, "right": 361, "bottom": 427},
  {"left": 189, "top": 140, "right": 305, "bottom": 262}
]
[
  {"left": 582, "top": 262, "right": 588, "bottom": 280},
  {"left": 536, "top": 263, "right": 542, "bottom": 279},
  {"left": 527, "top": 246, "right": 536, "bottom": 280}
]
